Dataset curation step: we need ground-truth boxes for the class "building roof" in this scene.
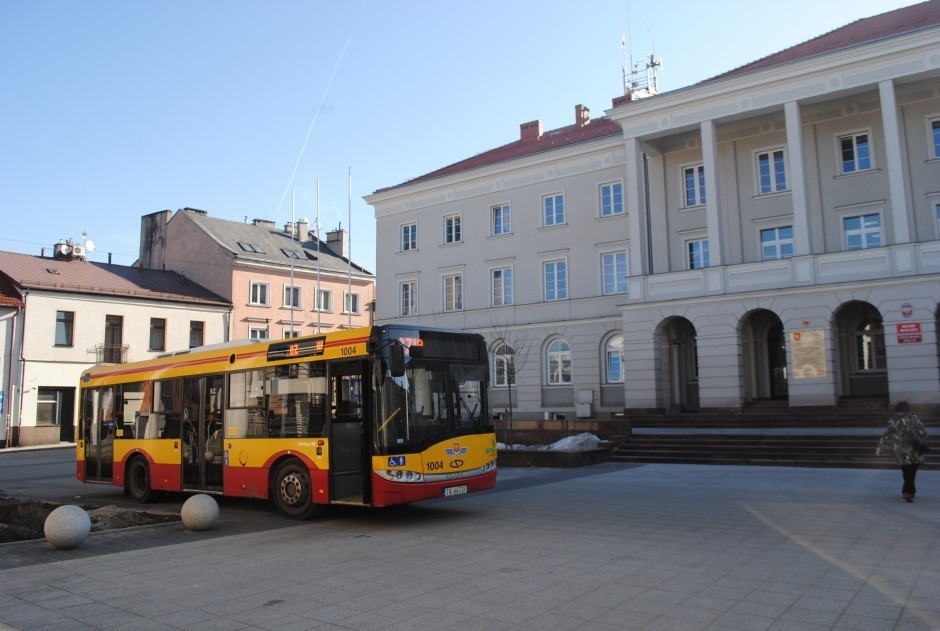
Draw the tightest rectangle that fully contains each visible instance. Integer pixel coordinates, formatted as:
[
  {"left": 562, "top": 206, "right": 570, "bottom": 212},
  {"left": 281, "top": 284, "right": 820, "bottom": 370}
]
[
  {"left": 181, "top": 210, "right": 374, "bottom": 278},
  {"left": 0, "top": 272, "right": 23, "bottom": 308},
  {"left": 0, "top": 250, "right": 230, "bottom": 306},
  {"left": 374, "top": 117, "right": 622, "bottom": 194},
  {"left": 707, "top": 0, "right": 940, "bottom": 82}
]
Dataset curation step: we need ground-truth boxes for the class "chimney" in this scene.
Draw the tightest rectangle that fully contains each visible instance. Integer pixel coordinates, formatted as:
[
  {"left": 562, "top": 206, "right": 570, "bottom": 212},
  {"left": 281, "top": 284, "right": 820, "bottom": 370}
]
[
  {"left": 253, "top": 218, "right": 275, "bottom": 229},
  {"left": 297, "top": 219, "right": 309, "bottom": 241},
  {"left": 520, "top": 120, "right": 543, "bottom": 143},
  {"left": 575, "top": 104, "right": 590, "bottom": 127},
  {"left": 326, "top": 228, "right": 347, "bottom": 258},
  {"left": 284, "top": 222, "right": 295, "bottom": 236}
]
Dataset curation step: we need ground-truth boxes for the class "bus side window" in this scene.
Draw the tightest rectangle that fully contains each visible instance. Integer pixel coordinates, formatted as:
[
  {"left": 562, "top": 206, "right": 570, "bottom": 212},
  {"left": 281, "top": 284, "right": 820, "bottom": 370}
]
[{"left": 153, "top": 379, "right": 181, "bottom": 439}]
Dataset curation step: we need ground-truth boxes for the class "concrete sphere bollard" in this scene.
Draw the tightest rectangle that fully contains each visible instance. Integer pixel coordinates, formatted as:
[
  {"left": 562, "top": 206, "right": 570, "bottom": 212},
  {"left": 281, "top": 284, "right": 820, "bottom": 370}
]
[
  {"left": 44, "top": 504, "right": 91, "bottom": 549},
  {"left": 181, "top": 494, "right": 219, "bottom": 531}
]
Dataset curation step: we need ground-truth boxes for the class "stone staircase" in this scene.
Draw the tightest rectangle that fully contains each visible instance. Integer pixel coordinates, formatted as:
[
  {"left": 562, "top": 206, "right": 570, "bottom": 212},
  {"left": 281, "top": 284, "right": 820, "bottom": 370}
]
[{"left": 609, "top": 398, "right": 938, "bottom": 470}]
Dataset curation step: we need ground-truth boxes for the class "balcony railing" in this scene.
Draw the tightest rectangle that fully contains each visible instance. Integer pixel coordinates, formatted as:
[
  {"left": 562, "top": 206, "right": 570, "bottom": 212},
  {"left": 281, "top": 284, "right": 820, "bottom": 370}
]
[{"left": 95, "top": 343, "right": 128, "bottom": 364}]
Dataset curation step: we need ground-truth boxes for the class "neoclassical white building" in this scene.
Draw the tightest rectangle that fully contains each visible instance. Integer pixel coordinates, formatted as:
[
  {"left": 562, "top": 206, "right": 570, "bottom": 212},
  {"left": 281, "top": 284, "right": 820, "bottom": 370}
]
[{"left": 367, "top": 2, "right": 940, "bottom": 421}]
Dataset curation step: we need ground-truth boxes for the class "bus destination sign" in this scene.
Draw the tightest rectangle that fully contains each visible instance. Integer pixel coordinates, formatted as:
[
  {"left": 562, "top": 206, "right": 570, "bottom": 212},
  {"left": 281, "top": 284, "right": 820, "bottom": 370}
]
[{"left": 267, "top": 336, "right": 327, "bottom": 361}]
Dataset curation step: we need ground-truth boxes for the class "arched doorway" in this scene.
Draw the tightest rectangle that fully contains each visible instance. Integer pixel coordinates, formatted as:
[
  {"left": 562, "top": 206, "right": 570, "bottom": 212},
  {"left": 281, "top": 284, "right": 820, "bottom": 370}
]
[
  {"left": 741, "top": 310, "right": 788, "bottom": 401},
  {"left": 834, "top": 301, "right": 888, "bottom": 397},
  {"left": 658, "top": 317, "right": 699, "bottom": 412}
]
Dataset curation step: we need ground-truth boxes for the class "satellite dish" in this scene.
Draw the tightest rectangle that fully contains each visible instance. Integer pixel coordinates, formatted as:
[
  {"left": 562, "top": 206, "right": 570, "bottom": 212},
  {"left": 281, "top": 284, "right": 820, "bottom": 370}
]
[{"left": 85, "top": 240, "right": 96, "bottom": 252}]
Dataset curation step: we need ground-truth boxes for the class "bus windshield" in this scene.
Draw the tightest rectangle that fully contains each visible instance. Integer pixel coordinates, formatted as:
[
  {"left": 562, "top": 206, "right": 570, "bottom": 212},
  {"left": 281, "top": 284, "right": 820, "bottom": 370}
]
[{"left": 376, "top": 359, "right": 487, "bottom": 454}]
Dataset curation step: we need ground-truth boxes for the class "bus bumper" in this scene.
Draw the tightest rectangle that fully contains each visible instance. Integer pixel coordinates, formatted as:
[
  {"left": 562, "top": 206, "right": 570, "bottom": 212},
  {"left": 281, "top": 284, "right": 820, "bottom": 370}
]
[{"left": 371, "top": 469, "right": 497, "bottom": 507}]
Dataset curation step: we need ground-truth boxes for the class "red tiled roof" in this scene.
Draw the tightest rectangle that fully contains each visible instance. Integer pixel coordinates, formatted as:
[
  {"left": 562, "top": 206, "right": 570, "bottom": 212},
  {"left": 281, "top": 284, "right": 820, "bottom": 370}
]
[
  {"left": 0, "top": 250, "right": 230, "bottom": 306},
  {"left": 0, "top": 272, "right": 23, "bottom": 307},
  {"left": 375, "top": 118, "right": 622, "bottom": 193},
  {"left": 707, "top": 0, "right": 940, "bottom": 82}
]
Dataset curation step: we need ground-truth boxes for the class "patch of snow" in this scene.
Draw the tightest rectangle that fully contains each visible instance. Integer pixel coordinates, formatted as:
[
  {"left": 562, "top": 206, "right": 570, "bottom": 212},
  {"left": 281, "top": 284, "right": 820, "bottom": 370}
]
[{"left": 498, "top": 433, "right": 604, "bottom": 452}]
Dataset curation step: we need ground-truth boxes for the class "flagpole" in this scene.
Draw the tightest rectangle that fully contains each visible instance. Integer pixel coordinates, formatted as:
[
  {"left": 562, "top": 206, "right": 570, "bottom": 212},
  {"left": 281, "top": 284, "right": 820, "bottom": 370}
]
[
  {"left": 347, "top": 167, "right": 352, "bottom": 329},
  {"left": 316, "top": 178, "right": 321, "bottom": 334},
  {"left": 290, "top": 187, "right": 295, "bottom": 339}
]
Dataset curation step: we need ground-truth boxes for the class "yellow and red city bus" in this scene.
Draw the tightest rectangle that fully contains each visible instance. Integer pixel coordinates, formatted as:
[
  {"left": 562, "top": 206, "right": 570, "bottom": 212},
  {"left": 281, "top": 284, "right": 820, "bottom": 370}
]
[{"left": 77, "top": 325, "right": 497, "bottom": 518}]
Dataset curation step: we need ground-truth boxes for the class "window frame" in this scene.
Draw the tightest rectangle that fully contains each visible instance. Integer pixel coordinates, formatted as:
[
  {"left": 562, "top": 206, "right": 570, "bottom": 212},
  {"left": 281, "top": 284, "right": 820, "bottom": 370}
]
[
  {"left": 759, "top": 225, "right": 794, "bottom": 261},
  {"left": 600, "top": 250, "right": 628, "bottom": 295},
  {"left": 248, "top": 326, "right": 268, "bottom": 341},
  {"left": 491, "top": 203, "right": 511, "bottom": 236},
  {"left": 599, "top": 181, "right": 624, "bottom": 217},
  {"left": 189, "top": 321, "right": 204, "bottom": 348},
  {"left": 443, "top": 213, "right": 462, "bottom": 245},
  {"left": 542, "top": 192, "right": 566, "bottom": 227},
  {"left": 681, "top": 163, "right": 706, "bottom": 208},
  {"left": 928, "top": 116, "right": 940, "bottom": 160},
  {"left": 315, "top": 288, "right": 333, "bottom": 312},
  {"left": 545, "top": 338, "right": 572, "bottom": 386},
  {"left": 442, "top": 273, "right": 463, "bottom": 312},
  {"left": 836, "top": 130, "right": 874, "bottom": 175},
  {"left": 543, "top": 259, "right": 568, "bottom": 301},
  {"left": 399, "top": 280, "right": 417, "bottom": 317},
  {"left": 491, "top": 266, "right": 513, "bottom": 307},
  {"left": 755, "top": 147, "right": 788, "bottom": 195},
  {"left": 401, "top": 222, "right": 417, "bottom": 252},
  {"left": 249, "top": 280, "right": 270, "bottom": 306},
  {"left": 493, "top": 342, "right": 515, "bottom": 388},
  {"left": 343, "top": 291, "right": 361, "bottom": 315},
  {"left": 54, "top": 310, "right": 74, "bottom": 347},
  {"left": 843, "top": 212, "right": 883, "bottom": 251},
  {"left": 604, "top": 334, "right": 624, "bottom": 384},
  {"left": 149, "top": 317, "right": 167, "bottom": 352},
  {"left": 686, "top": 238, "right": 710, "bottom": 270},
  {"left": 282, "top": 284, "right": 302, "bottom": 309}
]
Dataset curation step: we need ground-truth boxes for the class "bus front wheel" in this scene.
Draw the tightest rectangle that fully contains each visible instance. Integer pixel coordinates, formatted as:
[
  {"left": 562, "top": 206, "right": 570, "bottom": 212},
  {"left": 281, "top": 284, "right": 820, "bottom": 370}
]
[
  {"left": 126, "top": 457, "right": 153, "bottom": 504},
  {"left": 273, "top": 460, "right": 316, "bottom": 520}
]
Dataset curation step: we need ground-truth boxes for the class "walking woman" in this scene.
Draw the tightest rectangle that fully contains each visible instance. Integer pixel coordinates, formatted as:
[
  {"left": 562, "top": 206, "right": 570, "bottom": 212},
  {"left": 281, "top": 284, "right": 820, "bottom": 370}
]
[{"left": 876, "top": 401, "right": 929, "bottom": 502}]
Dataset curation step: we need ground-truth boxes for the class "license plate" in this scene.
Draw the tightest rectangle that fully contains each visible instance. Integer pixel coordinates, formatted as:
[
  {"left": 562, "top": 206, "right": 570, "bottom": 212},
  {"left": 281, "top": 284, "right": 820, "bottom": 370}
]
[{"left": 442, "top": 485, "right": 467, "bottom": 498}]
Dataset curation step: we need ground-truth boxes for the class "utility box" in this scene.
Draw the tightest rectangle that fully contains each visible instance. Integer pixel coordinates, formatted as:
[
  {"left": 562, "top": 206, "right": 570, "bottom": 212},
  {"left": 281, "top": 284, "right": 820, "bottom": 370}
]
[{"left": 575, "top": 389, "right": 593, "bottom": 418}]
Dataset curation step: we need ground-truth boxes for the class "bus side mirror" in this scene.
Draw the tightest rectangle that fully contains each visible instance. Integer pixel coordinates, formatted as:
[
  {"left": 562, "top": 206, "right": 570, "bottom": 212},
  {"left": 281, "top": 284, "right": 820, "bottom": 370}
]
[{"left": 389, "top": 344, "right": 406, "bottom": 378}]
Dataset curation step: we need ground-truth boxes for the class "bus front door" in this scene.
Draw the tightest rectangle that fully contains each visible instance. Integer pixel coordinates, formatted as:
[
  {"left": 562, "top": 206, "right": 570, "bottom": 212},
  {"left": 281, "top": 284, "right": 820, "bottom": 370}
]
[
  {"left": 330, "top": 361, "right": 368, "bottom": 504},
  {"left": 181, "top": 375, "right": 224, "bottom": 493}
]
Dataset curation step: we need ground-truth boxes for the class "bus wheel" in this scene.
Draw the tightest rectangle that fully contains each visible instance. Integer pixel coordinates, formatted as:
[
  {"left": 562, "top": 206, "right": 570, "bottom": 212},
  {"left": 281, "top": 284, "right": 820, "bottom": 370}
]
[
  {"left": 126, "top": 457, "right": 153, "bottom": 504},
  {"left": 273, "top": 460, "right": 316, "bottom": 519}
]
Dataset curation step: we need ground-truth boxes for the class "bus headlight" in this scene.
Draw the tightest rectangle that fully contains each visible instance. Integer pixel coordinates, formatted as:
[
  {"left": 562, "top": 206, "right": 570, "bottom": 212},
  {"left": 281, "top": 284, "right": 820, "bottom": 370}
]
[{"left": 377, "top": 469, "right": 424, "bottom": 483}]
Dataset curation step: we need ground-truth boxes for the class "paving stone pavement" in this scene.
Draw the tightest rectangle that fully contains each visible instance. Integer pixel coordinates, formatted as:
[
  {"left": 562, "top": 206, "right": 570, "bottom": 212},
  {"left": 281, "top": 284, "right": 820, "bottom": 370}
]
[{"left": 1, "top": 462, "right": 939, "bottom": 630}]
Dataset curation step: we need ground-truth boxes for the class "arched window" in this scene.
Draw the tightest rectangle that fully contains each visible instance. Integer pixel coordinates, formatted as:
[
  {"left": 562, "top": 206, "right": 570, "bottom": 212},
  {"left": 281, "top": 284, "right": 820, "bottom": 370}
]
[
  {"left": 546, "top": 339, "right": 572, "bottom": 385},
  {"left": 605, "top": 334, "right": 624, "bottom": 383},
  {"left": 855, "top": 318, "right": 886, "bottom": 371},
  {"left": 493, "top": 342, "right": 515, "bottom": 387}
]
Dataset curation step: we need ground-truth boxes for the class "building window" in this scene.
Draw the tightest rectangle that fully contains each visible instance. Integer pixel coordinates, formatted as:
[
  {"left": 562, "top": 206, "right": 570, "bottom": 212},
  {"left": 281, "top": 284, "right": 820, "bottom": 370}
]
[
  {"left": 844, "top": 213, "right": 882, "bottom": 250},
  {"left": 855, "top": 318, "right": 886, "bottom": 371},
  {"left": 492, "top": 204, "right": 511, "bottom": 235},
  {"left": 493, "top": 342, "right": 515, "bottom": 387},
  {"left": 400, "top": 281, "right": 416, "bottom": 317},
  {"left": 756, "top": 148, "right": 787, "bottom": 194},
  {"left": 600, "top": 182, "right": 624, "bottom": 217},
  {"left": 443, "top": 274, "right": 463, "bottom": 312},
  {"left": 687, "top": 239, "right": 710, "bottom": 270},
  {"left": 237, "top": 242, "right": 265, "bottom": 254},
  {"left": 443, "top": 214, "right": 461, "bottom": 244},
  {"left": 931, "top": 118, "right": 940, "bottom": 159},
  {"left": 149, "top": 318, "right": 166, "bottom": 351},
  {"left": 543, "top": 260, "right": 568, "bottom": 301},
  {"left": 104, "top": 315, "right": 123, "bottom": 363},
  {"left": 315, "top": 289, "right": 332, "bottom": 312},
  {"left": 546, "top": 339, "right": 572, "bottom": 385},
  {"left": 401, "top": 223, "right": 417, "bottom": 252},
  {"left": 935, "top": 201, "right": 940, "bottom": 238},
  {"left": 605, "top": 335, "right": 624, "bottom": 384},
  {"left": 760, "top": 226, "right": 794, "bottom": 261},
  {"left": 683, "top": 164, "right": 706, "bottom": 207},
  {"left": 543, "top": 193, "right": 565, "bottom": 227},
  {"left": 55, "top": 311, "right": 74, "bottom": 347},
  {"left": 283, "top": 328, "right": 300, "bottom": 339},
  {"left": 283, "top": 285, "right": 302, "bottom": 309},
  {"left": 601, "top": 251, "right": 628, "bottom": 295},
  {"left": 281, "top": 248, "right": 304, "bottom": 260},
  {"left": 344, "top": 292, "right": 361, "bottom": 315},
  {"left": 189, "top": 321, "right": 204, "bottom": 348},
  {"left": 492, "top": 267, "right": 513, "bottom": 307},
  {"left": 249, "top": 281, "right": 270, "bottom": 306},
  {"left": 36, "top": 388, "right": 63, "bottom": 425},
  {"left": 839, "top": 132, "right": 873, "bottom": 174},
  {"left": 249, "top": 326, "right": 268, "bottom": 341}
]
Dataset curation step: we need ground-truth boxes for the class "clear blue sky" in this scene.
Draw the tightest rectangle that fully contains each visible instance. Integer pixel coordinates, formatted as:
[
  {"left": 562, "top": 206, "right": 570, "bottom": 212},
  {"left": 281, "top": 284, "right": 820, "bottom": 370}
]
[{"left": 0, "top": 0, "right": 918, "bottom": 273}]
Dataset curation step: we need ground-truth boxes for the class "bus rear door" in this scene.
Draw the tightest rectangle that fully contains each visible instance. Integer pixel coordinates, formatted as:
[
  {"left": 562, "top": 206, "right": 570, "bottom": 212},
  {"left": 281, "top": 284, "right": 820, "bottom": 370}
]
[{"left": 180, "top": 375, "right": 224, "bottom": 493}]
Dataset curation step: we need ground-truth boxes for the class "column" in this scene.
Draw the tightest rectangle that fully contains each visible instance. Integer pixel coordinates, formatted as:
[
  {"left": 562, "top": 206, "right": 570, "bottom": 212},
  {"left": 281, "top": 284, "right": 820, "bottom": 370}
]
[
  {"left": 784, "top": 101, "right": 812, "bottom": 256},
  {"left": 879, "top": 79, "right": 911, "bottom": 244},
  {"left": 700, "top": 120, "right": 723, "bottom": 266}
]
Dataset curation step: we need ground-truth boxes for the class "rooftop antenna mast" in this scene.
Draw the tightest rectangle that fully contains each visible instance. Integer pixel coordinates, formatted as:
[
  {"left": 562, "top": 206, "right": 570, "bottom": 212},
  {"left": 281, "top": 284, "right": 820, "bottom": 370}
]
[{"left": 621, "top": 10, "right": 663, "bottom": 101}]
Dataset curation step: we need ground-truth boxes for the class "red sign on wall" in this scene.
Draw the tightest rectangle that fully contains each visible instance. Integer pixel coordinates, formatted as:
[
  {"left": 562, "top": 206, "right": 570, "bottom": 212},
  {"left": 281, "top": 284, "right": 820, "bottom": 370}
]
[{"left": 897, "top": 322, "right": 922, "bottom": 344}]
